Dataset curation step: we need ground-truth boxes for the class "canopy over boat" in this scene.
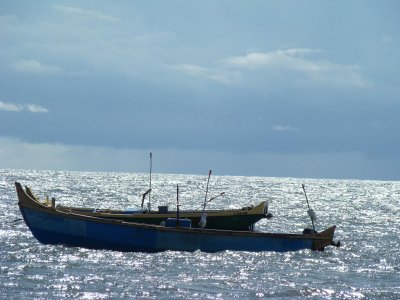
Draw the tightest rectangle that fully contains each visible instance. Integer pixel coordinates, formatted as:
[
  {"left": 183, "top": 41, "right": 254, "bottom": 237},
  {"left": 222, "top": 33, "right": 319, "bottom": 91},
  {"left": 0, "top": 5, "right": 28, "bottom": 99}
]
[{"left": 16, "top": 182, "right": 339, "bottom": 253}]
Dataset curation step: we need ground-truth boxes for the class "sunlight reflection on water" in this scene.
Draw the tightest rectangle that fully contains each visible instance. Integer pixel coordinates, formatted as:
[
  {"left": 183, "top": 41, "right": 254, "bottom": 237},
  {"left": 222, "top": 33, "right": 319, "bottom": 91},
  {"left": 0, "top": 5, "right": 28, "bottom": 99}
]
[{"left": 1, "top": 169, "right": 399, "bottom": 299}]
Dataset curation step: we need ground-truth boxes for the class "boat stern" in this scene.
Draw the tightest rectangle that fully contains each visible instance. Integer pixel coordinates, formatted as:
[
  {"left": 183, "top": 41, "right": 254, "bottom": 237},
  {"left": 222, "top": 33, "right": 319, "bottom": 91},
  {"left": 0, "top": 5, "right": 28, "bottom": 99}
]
[{"left": 310, "top": 226, "right": 337, "bottom": 251}]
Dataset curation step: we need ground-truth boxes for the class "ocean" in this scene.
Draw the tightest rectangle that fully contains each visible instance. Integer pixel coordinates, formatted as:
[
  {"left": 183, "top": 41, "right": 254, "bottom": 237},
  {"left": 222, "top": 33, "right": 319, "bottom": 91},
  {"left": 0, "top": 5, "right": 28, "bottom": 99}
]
[{"left": 1, "top": 169, "right": 399, "bottom": 299}]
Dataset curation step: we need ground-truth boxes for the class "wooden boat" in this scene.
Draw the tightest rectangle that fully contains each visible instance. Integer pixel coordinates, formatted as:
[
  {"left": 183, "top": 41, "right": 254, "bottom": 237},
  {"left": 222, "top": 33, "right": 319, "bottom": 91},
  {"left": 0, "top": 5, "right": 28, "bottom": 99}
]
[
  {"left": 16, "top": 182, "right": 339, "bottom": 253},
  {"left": 24, "top": 185, "right": 270, "bottom": 231}
]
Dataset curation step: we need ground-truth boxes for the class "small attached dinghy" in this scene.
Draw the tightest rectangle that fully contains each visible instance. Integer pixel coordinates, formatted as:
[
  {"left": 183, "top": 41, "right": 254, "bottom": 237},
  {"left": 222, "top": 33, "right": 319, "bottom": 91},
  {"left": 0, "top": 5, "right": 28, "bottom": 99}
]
[{"left": 16, "top": 182, "right": 339, "bottom": 253}]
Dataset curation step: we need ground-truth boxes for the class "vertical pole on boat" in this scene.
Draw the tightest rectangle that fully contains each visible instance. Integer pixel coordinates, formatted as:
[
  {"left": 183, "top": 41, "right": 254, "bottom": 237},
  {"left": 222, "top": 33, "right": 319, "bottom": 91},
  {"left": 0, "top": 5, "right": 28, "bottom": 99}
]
[
  {"left": 302, "top": 184, "right": 316, "bottom": 232},
  {"left": 176, "top": 184, "right": 180, "bottom": 227},
  {"left": 199, "top": 170, "right": 211, "bottom": 228},
  {"left": 148, "top": 152, "right": 152, "bottom": 211},
  {"left": 202, "top": 170, "right": 212, "bottom": 213}
]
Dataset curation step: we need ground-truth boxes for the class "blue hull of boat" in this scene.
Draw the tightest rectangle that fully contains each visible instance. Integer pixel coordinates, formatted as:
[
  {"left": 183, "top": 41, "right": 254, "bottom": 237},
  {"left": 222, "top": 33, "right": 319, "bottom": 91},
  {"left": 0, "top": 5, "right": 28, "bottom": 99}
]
[
  {"left": 21, "top": 207, "right": 314, "bottom": 252},
  {"left": 16, "top": 182, "right": 336, "bottom": 253}
]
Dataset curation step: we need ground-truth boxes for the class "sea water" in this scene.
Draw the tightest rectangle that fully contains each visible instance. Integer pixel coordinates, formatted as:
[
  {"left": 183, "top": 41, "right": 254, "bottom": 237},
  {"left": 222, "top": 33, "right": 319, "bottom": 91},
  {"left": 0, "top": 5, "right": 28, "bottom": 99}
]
[{"left": 0, "top": 169, "right": 399, "bottom": 299}]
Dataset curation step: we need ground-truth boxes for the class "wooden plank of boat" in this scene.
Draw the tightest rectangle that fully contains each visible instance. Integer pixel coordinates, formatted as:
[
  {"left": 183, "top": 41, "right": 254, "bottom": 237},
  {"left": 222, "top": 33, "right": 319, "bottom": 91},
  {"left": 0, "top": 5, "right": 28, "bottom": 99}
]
[
  {"left": 16, "top": 182, "right": 338, "bottom": 253},
  {"left": 24, "top": 185, "right": 269, "bottom": 231}
]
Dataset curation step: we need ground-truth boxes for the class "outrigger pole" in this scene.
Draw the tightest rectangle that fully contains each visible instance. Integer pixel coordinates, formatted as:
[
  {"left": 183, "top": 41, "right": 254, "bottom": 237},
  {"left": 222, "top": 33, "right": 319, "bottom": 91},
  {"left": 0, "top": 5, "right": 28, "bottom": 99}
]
[
  {"left": 202, "top": 170, "right": 212, "bottom": 214},
  {"left": 302, "top": 184, "right": 316, "bottom": 232},
  {"left": 194, "top": 191, "right": 225, "bottom": 212},
  {"left": 141, "top": 188, "right": 151, "bottom": 210},
  {"left": 199, "top": 170, "right": 212, "bottom": 228},
  {"left": 207, "top": 192, "right": 225, "bottom": 203},
  {"left": 140, "top": 153, "right": 153, "bottom": 211}
]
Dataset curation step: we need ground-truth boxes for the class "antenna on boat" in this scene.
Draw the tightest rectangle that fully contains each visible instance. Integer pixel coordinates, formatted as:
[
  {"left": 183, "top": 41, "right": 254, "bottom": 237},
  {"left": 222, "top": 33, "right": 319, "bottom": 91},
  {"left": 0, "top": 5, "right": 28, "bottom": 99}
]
[
  {"left": 302, "top": 184, "right": 317, "bottom": 233},
  {"left": 199, "top": 169, "right": 211, "bottom": 228},
  {"left": 148, "top": 152, "right": 152, "bottom": 211}
]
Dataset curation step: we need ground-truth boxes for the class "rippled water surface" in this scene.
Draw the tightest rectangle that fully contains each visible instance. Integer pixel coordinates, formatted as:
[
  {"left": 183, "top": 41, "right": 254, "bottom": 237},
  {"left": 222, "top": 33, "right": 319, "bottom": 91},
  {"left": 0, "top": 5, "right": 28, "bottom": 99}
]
[{"left": 1, "top": 169, "right": 399, "bottom": 299}]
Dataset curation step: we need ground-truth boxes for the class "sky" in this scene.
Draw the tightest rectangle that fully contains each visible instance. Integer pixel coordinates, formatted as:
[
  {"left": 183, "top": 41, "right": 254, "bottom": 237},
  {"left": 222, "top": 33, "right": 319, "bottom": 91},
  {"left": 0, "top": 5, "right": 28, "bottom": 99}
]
[{"left": 0, "top": 1, "right": 399, "bottom": 180}]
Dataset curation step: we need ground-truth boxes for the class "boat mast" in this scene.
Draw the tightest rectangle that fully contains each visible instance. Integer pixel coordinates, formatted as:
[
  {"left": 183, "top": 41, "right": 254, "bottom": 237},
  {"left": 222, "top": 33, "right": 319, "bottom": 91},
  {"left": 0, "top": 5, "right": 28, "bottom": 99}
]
[
  {"left": 148, "top": 152, "right": 152, "bottom": 211},
  {"left": 176, "top": 184, "right": 180, "bottom": 226}
]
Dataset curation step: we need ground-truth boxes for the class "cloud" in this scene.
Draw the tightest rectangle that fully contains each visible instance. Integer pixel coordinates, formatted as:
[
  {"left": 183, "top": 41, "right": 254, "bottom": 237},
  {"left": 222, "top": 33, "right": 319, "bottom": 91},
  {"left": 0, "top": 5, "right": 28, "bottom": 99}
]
[
  {"left": 381, "top": 35, "right": 393, "bottom": 43},
  {"left": 25, "top": 104, "right": 49, "bottom": 113},
  {"left": 0, "top": 101, "right": 48, "bottom": 113},
  {"left": 13, "top": 59, "right": 62, "bottom": 75},
  {"left": 224, "top": 49, "right": 372, "bottom": 88},
  {"left": 174, "top": 64, "right": 236, "bottom": 85},
  {"left": 174, "top": 48, "right": 371, "bottom": 88},
  {"left": 273, "top": 125, "right": 299, "bottom": 132},
  {"left": 0, "top": 101, "right": 20, "bottom": 112},
  {"left": 53, "top": 5, "right": 119, "bottom": 22},
  {"left": 224, "top": 48, "right": 322, "bottom": 70}
]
